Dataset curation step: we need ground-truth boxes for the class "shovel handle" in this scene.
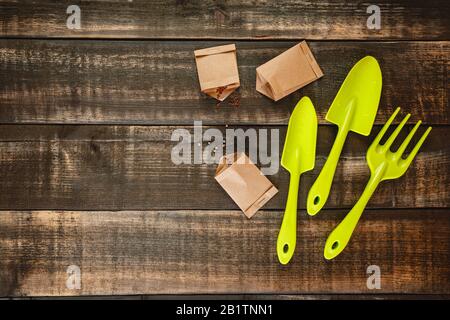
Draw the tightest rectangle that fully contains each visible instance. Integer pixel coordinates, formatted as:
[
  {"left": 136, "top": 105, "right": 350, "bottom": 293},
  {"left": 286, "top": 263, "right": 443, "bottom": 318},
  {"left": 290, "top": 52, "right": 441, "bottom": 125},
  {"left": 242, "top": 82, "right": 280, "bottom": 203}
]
[
  {"left": 307, "top": 101, "right": 355, "bottom": 216},
  {"left": 306, "top": 123, "right": 349, "bottom": 215},
  {"left": 277, "top": 172, "right": 300, "bottom": 265}
]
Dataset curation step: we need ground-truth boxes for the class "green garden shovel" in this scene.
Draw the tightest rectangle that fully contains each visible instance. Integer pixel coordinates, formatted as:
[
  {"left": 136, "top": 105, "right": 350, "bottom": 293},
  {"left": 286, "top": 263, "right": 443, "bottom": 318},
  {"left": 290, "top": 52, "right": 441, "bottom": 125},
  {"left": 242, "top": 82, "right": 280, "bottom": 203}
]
[
  {"left": 306, "top": 56, "right": 382, "bottom": 216},
  {"left": 277, "top": 96, "right": 317, "bottom": 264}
]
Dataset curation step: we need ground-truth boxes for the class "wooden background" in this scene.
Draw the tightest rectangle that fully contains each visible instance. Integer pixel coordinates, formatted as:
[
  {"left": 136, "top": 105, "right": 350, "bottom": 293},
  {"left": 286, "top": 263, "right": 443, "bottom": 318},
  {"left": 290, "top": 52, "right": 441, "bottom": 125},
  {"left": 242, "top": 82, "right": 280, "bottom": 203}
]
[{"left": 0, "top": 0, "right": 449, "bottom": 299}]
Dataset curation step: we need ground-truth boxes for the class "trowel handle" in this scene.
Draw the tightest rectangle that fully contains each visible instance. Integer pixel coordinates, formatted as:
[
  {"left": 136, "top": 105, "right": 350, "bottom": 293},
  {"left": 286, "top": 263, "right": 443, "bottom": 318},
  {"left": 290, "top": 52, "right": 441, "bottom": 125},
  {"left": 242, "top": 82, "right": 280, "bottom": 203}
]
[
  {"left": 277, "top": 172, "right": 300, "bottom": 265},
  {"left": 307, "top": 124, "right": 349, "bottom": 216}
]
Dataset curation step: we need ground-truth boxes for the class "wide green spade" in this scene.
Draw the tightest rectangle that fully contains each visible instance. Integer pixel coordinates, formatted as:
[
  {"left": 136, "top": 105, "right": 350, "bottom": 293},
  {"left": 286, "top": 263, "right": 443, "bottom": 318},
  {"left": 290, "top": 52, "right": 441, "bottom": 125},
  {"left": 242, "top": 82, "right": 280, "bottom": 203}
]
[
  {"left": 277, "top": 96, "right": 317, "bottom": 264},
  {"left": 307, "top": 56, "right": 382, "bottom": 216}
]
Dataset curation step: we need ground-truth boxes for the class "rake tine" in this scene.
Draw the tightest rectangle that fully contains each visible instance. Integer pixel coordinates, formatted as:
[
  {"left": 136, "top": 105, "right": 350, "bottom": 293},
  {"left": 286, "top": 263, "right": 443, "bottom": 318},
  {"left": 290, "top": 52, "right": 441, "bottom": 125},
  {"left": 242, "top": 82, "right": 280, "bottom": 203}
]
[
  {"left": 382, "top": 113, "right": 411, "bottom": 151},
  {"left": 397, "top": 120, "right": 421, "bottom": 156},
  {"left": 372, "top": 107, "right": 400, "bottom": 146},
  {"left": 402, "top": 126, "right": 432, "bottom": 168}
]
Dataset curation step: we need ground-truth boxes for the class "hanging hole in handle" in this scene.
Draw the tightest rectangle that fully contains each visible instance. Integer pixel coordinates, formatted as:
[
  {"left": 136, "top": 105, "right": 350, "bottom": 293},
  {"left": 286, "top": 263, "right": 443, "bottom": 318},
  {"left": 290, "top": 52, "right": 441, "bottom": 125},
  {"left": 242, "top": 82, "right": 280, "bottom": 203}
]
[
  {"left": 314, "top": 196, "right": 320, "bottom": 205},
  {"left": 283, "top": 244, "right": 289, "bottom": 253},
  {"left": 331, "top": 241, "right": 339, "bottom": 250}
]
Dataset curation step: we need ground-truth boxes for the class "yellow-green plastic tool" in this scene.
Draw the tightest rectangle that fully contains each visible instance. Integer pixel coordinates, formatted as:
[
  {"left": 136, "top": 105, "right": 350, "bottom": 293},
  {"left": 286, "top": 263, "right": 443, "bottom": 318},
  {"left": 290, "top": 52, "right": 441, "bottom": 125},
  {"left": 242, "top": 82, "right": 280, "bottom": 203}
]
[
  {"left": 307, "top": 56, "right": 382, "bottom": 216},
  {"left": 324, "top": 107, "right": 432, "bottom": 260},
  {"left": 277, "top": 96, "right": 317, "bottom": 265}
]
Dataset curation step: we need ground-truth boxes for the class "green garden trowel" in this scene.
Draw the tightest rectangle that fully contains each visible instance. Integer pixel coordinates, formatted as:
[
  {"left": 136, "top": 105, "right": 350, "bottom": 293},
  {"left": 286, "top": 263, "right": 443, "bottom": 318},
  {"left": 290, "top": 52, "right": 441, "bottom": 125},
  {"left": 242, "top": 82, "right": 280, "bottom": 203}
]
[
  {"left": 277, "top": 96, "right": 317, "bottom": 265},
  {"left": 306, "top": 56, "right": 382, "bottom": 216}
]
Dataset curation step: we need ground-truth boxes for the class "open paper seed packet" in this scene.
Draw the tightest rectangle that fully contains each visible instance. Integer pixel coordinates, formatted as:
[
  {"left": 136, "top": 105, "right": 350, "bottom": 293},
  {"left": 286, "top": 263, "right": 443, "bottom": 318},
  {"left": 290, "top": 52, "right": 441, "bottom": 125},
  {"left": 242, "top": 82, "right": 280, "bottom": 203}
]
[
  {"left": 195, "top": 41, "right": 322, "bottom": 218},
  {"left": 256, "top": 41, "right": 323, "bottom": 101},
  {"left": 194, "top": 44, "right": 240, "bottom": 101},
  {"left": 215, "top": 153, "right": 278, "bottom": 219}
]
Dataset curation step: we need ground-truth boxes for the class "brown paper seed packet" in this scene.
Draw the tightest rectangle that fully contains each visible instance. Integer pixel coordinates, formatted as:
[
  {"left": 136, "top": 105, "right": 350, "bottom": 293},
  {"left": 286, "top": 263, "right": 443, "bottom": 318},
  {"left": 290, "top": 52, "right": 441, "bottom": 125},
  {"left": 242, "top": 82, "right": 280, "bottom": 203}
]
[
  {"left": 215, "top": 153, "right": 278, "bottom": 219},
  {"left": 256, "top": 41, "right": 323, "bottom": 101},
  {"left": 194, "top": 44, "right": 240, "bottom": 101}
]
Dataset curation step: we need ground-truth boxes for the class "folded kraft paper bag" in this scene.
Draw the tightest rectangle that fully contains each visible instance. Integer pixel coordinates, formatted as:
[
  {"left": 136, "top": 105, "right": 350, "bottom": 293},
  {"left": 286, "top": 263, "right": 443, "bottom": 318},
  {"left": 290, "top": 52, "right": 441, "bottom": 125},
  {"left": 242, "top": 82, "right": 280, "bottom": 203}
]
[
  {"left": 256, "top": 41, "right": 323, "bottom": 101},
  {"left": 215, "top": 153, "right": 278, "bottom": 218},
  {"left": 194, "top": 44, "right": 240, "bottom": 101}
]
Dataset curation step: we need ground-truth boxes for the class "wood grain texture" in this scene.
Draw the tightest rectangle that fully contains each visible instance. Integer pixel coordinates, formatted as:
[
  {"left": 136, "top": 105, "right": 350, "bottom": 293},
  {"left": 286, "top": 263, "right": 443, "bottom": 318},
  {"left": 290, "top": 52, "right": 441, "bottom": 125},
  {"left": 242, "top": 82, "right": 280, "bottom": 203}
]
[
  {"left": 143, "top": 294, "right": 450, "bottom": 300},
  {"left": 0, "top": 209, "right": 448, "bottom": 296},
  {"left": 0, "top": 1, "right": 448, "bottom": 40},
  {"left": 5, "top": 294, "right": 450, "bottom": 300},
  {"left": 0, "top": 40, "right": 448, "bottom": 125},
  {"left": 0, "top": 124, "right": 446, "bottom": 210},
  {"left": 0, "top": 0, "right": 448, "bottom": 300}
]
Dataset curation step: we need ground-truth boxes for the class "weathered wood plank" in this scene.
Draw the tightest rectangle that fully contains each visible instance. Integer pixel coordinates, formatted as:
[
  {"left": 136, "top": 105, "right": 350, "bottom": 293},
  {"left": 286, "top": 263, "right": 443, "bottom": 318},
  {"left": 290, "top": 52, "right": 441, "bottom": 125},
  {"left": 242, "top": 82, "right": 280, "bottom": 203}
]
[
  {"left": 0, "top": 125, "right": 446, "bottom": 210},
  {"left": 144, "top": 294, "right": 450, "bottom": 300},
  {"left": 19, "top": 294, "right": 450, "bottom": 299},
  {"left": 0, "top": 1, "right": 448, "bottom": 40},
  {"left": 0, "top": 40, "right": 447, "bottom": 125},
  {"left": 0, "top": 209, "right": 448, "bottom": 296}
]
